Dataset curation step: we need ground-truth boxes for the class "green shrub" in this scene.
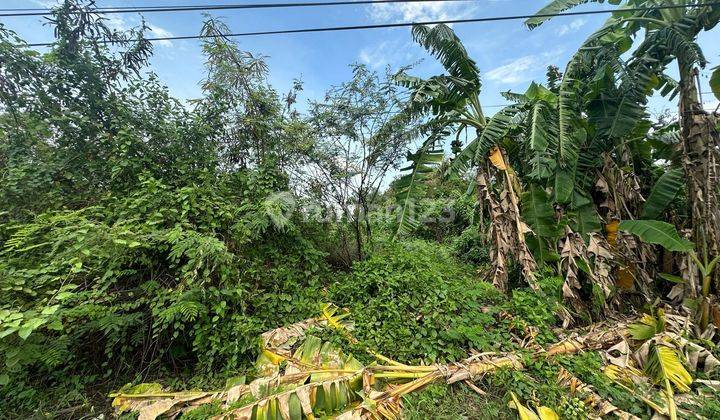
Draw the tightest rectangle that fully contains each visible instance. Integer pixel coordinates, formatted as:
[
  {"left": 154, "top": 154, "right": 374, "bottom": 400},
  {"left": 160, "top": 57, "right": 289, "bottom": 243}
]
[
  {"left": 0, "top": 171, "right": 330, "bottom": 414},
  {"left": 329, "top": 239, "right": 507, "bottom": 363},
  {"left": 452, "top": 226, "right": 490, "bottom": 265}
]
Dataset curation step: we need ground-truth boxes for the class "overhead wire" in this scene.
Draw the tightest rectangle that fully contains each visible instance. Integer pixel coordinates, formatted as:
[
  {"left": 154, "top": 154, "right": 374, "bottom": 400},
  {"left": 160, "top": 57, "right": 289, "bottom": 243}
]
[
  {"left": 2, "top": 0, "right": 476, "bottom": 16},
  {"left": 14, "top": 2, "right": 720, "bottom": 48}
]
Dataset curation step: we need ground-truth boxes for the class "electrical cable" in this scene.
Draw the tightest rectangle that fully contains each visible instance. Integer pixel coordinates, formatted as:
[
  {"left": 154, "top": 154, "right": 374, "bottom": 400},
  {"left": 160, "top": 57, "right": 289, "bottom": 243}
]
[
  {"left": 1, "top": 0, "right": 476, "bottom": 17},
  {"left": 18, "top": 2, "right": 720, "bottom": 47}
]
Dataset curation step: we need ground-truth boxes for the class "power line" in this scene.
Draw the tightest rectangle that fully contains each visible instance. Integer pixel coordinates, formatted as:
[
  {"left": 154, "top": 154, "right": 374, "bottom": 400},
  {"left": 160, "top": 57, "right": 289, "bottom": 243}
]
[
  {"left": 0, "top": 0, "right": 475, "bottom": 17},
  {"left": 17, "top": 2, "right": 720, "bottom": 48}
]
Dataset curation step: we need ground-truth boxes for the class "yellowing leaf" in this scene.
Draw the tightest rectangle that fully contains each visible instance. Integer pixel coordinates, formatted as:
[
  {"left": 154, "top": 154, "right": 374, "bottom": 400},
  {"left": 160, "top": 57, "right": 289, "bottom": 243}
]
[
  {"left": 605, "top": 221, "right": 619, "bottom": 248},
  {"left": 648, "top": 344, "right": 692, "bottom": 393},
  {"left": 617, "top": 266, "right": 635, "bottom": 290},
  {"left": 510, "top": 392, "right": 540, "bottom": 420},
  {"left": 537, "top": 406, "right": 559, "bottom": 420},
  {"left": 603, "top": 364, "right": 644, "bottom": 384},
  {"left": 489, "top": 147, "right": 507, "bottom": 170}
]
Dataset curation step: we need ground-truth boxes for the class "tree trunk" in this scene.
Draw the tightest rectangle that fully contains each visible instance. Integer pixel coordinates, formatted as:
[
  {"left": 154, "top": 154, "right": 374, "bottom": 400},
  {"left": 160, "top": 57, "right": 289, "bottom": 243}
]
[
  {"left": 353, "top": 213, "right": 364, "bottom": 261},
  {"left": 476, "top": 155, "right": 538, "bottom": 293},
  {"left": 678, "top": 62, "right": 720, "bottom": 329}
]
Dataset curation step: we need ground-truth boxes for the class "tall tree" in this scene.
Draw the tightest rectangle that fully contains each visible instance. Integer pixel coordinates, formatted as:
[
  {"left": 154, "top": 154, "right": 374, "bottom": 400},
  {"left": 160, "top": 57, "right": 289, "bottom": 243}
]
[{"left": 303, "top": 64, "right": 420, "bottom": 261}]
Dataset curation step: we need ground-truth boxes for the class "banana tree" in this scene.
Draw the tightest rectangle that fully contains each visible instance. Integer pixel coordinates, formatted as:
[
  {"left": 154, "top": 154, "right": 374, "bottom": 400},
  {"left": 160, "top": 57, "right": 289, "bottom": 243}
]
[
  {"left": 528, "top": 0, "right": 720, "bottom": 324},
  {"left": 620, "top": 219, "right": 720, "bottom": 331},
  {"left": 397, "top": 23, "right": 656, "bottom": 305},
  {"left": 394, "top": 24, "right": 539, "bottom": 291}
]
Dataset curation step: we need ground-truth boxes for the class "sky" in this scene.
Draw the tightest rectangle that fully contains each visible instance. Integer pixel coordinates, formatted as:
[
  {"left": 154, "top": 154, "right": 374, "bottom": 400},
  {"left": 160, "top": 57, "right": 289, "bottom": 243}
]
[{"left": 2, "top": 0, "right": 720, "bottom": 116}]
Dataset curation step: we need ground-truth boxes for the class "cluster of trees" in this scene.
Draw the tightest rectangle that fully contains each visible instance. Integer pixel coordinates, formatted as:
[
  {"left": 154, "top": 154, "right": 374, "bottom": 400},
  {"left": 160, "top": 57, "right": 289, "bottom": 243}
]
[
  {"left": 397, "top": 0, "right": 720, "bottom": 327},
  {"left": 1, "top": 0, "right": 720, "bottom": 416},
  {"left": 0, "top": 1, "right": 424, "bottom": 411}
]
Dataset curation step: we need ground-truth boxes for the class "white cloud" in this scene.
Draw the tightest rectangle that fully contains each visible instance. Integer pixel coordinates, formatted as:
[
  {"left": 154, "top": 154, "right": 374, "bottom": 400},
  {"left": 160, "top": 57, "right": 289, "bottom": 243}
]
[
  {"left": 100, "top": 16, "right": 175, "bottom": 48},
  {"left": 102, "top": 16, "right": 174, "bottom": 48},
  {"left": 556, "top": 18, "right": 586, "bottom": 36},
  {"left": 485, "top": 50, "right": 564, "bottom": 84},
  {"left": 358, "top": 40, "right": 415, "bottom": 69},
  {"left": 147, "top": 24, "right": 174, "bottom": 47},
  {"left": 105, "top": 15, "right": 130, "bottom": 31},
  {"left": 31, "top": 0, "right": 58, "bottom": 7},
  {"left": 485, "top": 56, "right": 537, "bottom": 84},
  {"left": 368, "top": 1, "right": 477, "bottom": 23}
]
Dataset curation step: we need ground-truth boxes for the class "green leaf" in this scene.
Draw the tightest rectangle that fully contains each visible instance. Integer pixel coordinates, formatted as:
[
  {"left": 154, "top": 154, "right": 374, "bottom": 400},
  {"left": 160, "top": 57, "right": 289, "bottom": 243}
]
[
  {"left": 473, "top": 105, "right": 520, "bottom": 160},
  {"left": 526, "top": 235, "right": 560, "bottom": 264},
  {"left": 554, "top": 168, "right": 575, "bottom": 204},
  {"left": 525, "top": 0, "right": 609, "bottom": 29},
  {"left": 710, "top": 66, "right": 720, "bottom": 101},
  {"left": 618, "top": 220, "right": 694, "bottom": 252},
  {"left": 658, "top": 273, "right": 684, "bottom": 284},
  {"left": 21, "top": 317, "right": 46, "bottom": 338},
  {"left": 641, "top": 168, "right": 684, "bottom": 220},
  {"left": 570, "top": 204, "right": 601, "bottom": 238},
  {"left": 394, "top": 135, "right": 445, "bottom": 237},
  {"left": 41, "top": 305, "right": 59, "bottom": 316},
  {"left": 522, "top": 185, "right": 558, "bottom": 238},
  {"left": 528, "top": 101, "right": 553, "bottom": 153},
  {"left": 628, "top": 313, "right": 662, "bottom": 341},
  {"left": 411, "top": 24, "right": 480, "bottom": 92}
]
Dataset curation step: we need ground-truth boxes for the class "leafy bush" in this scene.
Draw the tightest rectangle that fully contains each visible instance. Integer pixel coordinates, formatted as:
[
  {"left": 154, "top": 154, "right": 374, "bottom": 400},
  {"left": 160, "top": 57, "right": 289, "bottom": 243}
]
[
  {"left": 0, "top": 170, "right": 330, "bottom": 414},
  {"left": 329, "top": 239, "right": 507, "bottom": 363},
  {"left": 507, "top": 275, "right": 564, "bottom": 344},
  {"left": 452, "top": 225, "right": 490, "bottom": 265}
]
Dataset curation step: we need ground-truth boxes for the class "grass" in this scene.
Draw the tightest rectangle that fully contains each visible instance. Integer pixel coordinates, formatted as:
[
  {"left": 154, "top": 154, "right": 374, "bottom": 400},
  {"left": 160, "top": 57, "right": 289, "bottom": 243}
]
[{"left": 403, "top": 383, "right": 513, "bottom": 420}]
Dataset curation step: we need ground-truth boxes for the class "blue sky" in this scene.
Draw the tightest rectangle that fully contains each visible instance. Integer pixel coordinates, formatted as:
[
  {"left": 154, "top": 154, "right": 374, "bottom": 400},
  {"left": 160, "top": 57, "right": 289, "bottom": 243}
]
[{"left": 2, "top": 0, "right": 720, "bottom": 115}]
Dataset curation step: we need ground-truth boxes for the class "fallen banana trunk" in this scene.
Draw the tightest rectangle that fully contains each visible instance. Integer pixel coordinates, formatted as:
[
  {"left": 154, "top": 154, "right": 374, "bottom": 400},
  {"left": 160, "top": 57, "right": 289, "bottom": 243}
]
[
  {"left": 111, "top": 353, "right": 525, "bottom": 420},
  {"left": 111, "top": 307, "right": 634, "bottom": 420},
  {"left": 546, "top": 320, "right": 629, "bottom": 357}
]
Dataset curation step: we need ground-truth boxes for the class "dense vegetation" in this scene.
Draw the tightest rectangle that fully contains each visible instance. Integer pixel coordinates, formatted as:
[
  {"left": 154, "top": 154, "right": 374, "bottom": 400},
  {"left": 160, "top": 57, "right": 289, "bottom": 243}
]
[{"left": 1, "top": 1, "right": 720, "bottom": 419}]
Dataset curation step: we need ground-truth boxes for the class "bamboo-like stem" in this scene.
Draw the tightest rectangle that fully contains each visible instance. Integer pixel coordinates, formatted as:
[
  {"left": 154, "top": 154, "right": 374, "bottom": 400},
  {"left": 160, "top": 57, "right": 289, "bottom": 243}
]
[
  {"left": 369, "top": 351, "right": 410, "bottom": 367},
  {"left": 388, "top": 371, "right": 442, "bottom": 398},
  {"left": 370, "top": 365, "right": 437, "bottom": 372},
  {"left": 374, "top": 372, "right": 432, "bottom": 379}
]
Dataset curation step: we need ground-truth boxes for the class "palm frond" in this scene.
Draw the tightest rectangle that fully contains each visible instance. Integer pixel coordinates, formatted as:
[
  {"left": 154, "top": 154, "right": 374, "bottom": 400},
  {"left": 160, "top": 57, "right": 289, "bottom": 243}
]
[
  {"left": 528, "top": 100, "right": 555, "bottom": 153},
  {"left": 618, "top": 220, "right": 694, "bottom": 253},
  {"left": 472, "top": 105, "right": 521, "bottom": 163},
  {"left": 411, "top": 24, "right": 480, "bottom": 90},
  {"left": 394, "top": 131, "right": 447, "bottom": 237},
  {"left": 525, "top": 0, "right": 607, "bottom": 29},
  {"left": 395, "top": 73, "right": 467, "bottom": 118},
  {"left": 522, "top": 185, "right": 559, "bottom": 238},
  {"left": 641, "top": 168, "right": 684, "bottom": 220},
  {"left": 628, "top": 313, "right": 665, "bottom": 341},
  {"left": 646, "top": 344, "right": 693, "bottom": 393},
  {"left": 635, "top": 25, "right": 706, "bottom": 72}
]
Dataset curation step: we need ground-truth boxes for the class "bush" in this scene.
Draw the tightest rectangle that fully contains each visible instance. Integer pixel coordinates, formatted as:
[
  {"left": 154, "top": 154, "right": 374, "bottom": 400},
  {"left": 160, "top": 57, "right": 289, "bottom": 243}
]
[
  {"left": 328, "top": 239, "right": 507, "bottom": 363},
  {"left": 0, "top": 171, "right": 330, "bottom": 415},
  {"left": 452, "top": 225, "right": 490, "bottom": 265}
]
